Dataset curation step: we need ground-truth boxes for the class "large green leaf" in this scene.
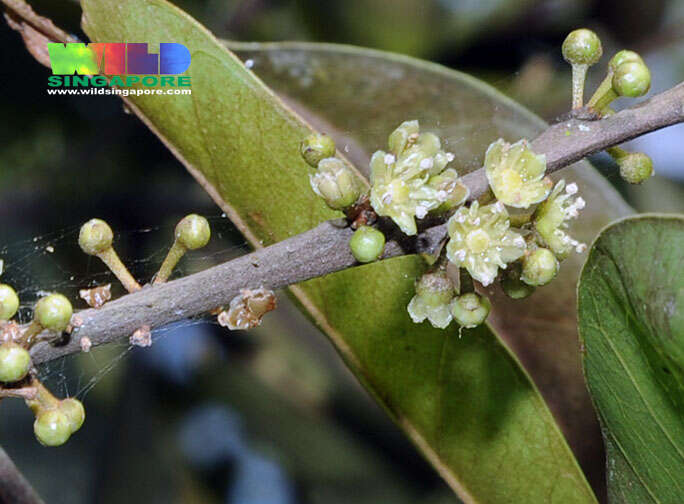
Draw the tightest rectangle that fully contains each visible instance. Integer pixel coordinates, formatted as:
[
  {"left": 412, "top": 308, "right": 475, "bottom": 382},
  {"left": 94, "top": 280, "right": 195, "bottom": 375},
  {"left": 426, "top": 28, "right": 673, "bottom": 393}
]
[
  {"left": 578, "top": 215, "right": 684, "bottom": 503},
  {"left": 226, "top": 41, "right": 631, "bottom": 491},
  {"left": 81, "top": 1, "right": 598, "bottom": 501}
]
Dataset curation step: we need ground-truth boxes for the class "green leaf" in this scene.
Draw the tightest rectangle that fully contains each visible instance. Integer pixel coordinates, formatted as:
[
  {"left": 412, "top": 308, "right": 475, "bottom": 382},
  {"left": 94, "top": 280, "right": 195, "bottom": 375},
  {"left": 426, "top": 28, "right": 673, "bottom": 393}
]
[
  {"left": 81, "top": 2, "right": 598, "bottom": 501},
  {"left": 578, "top": 215, "right": 684, "bottom": 503},
  {"left": 226, "top": 41, "right": 631, "bottom": 489}
]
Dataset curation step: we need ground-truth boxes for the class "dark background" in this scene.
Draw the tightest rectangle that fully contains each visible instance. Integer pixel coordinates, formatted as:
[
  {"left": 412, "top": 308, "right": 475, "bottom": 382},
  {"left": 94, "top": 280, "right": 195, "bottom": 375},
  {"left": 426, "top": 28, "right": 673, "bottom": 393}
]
[{"left": 0, "top": 1, "right": 682, "bottom": 503}]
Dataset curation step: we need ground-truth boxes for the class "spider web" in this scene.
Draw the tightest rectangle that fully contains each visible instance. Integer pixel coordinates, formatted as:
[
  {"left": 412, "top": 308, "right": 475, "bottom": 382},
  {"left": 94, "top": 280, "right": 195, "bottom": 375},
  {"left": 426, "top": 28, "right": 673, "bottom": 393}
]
[{"left": 0, "top": 215, "right": 250, "bottom": 400}]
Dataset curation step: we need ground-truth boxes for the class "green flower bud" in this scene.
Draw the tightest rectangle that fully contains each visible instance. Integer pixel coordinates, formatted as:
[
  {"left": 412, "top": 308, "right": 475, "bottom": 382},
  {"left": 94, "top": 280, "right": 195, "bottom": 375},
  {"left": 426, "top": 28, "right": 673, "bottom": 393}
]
[
  {"left": 77, "top": 218, "right": 141, "bottom": 293},
  {"left": 0, "top": 284, "right": 19, "bottom": 320},
  {"left": 310, "top": 158, "right": 361, "bottom": 211},
  {"left": 300, "top": 133, "right": 336, "bottom": 168},
  {"left": 521, "top": 248, "right": 559, "bottom": 286},
  {"left": 407, "top": 270, "right": 455, "bottom": 329},
  {"left": 0, "top": 342, "right": 31, "bottom": 382},
  {"left": 612, "top": 61, "right": 651, "bottom": 97},
  {"left": 501, "top": 264, "right": 536, "bottom": 299},
  {"left": 175, "top": 214, "right": 211, "bottom": 250},
  {"left": 349, "top": 226, "right": 385, "bottom": 263},
  {"left": 450, "top": 292, "right": 490, "bottom": 329},
  {"left": 618, "top": 152, "right": 653, "bottom": 184},
  {"left": 34, "top": 294, "right": 72, "bottom": 332},
  {"left": 609, "top": 50, "right": 644, "bottom": 72},
  {"left": 34, "top": 409, "right": 72, "bottom": 446},
  {"left": 562, "top": 29, "right": 602, "bottom": 66},
  {"left": 563, "top": 29, "right": 602, "bottom": 109},
  {"left": 60, "top": 398, "right": 85, "bottom": 433},
  {"left": 78, "top": 218, "right": 113, "bottom": 256}
]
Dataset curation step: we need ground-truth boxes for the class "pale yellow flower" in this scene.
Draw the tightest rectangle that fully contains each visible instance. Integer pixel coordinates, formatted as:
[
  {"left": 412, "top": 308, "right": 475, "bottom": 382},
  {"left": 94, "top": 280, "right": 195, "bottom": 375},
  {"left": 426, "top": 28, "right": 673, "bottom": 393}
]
[
  {"left": 485, "top": 138, "right": 552, "bottom": 208},
  {"left": 446, "top": 201, "right": 526, "bottom": 286}
]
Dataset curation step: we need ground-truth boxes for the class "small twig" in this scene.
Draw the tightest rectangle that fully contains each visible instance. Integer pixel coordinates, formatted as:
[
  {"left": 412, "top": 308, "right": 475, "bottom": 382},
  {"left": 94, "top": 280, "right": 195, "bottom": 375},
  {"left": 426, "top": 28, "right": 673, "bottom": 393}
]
[
  {"left": 2, "top": 0, "right": 684, "bottom": 365},
  {"left": 0, "top": 445, "right": 45, "bottom": 504}
]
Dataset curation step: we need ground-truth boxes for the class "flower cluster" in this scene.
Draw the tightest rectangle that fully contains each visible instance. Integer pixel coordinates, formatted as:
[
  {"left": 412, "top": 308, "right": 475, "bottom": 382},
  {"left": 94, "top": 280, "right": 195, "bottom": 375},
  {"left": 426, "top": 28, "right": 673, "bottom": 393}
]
[
  {"left": 0, "top": 286, "right": 86, "bottom": 446},
  {"left": 369, "top": 120, "right": 468, "bottom": 235},
  {"left": 300, "top": 27, "right": 653, "bottom": 332}
]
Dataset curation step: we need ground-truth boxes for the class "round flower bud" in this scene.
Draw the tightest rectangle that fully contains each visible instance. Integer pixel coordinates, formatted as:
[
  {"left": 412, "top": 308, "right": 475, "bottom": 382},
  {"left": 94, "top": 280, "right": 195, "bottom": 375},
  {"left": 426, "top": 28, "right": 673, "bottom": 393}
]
[
  {"left": 0, "top": 284, "right": 19, "bottom": 320},
  {"left": 612, "top": 62, "right": 650, "bottom": 97},
  {"left": 618, "top": 152, "right": 653, "bottom": 184},
  {"left": 34, "top": 294, "right": 73, "bottom": 332},
  {"left": 34, "top": 409, "right": 71, "bottom": 446},
  {"left": 501, "top": 265, "right": 535, "bottom": 300},
  {"left": 0, "top": 342, "right": 31, "bottom": 383},
  {"left": 300, "top": 133, "right": 336, "bottom": 168},
  {"left": 609, "top": 50, "right": 643, "bottom": 72},
  {"left": 349, "top": 226, "right": 385, "bottom": 263},
  {"left": 78, "top": 218, "right": 113, "bottom": 255},
  {"left": 562, "top": 29, "right": 602, "bottom": 66},
  {"left": 450, "top": 292, "right": 490, "bottom": 328},
  {"left": 521, "top": 248, "right": 559, "bottom": 286},
  {"left": 60, "top": 398, "right": 85, "bottom": 433},
  {"left": 175, "top": 214, "right": 211, "bottom": 250}
]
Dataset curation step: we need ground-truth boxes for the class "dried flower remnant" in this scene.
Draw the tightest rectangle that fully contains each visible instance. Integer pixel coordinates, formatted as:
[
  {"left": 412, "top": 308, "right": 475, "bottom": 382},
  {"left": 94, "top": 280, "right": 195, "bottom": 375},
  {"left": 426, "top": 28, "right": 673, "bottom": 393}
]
[
  {"left": 79, "top": 336, "right": 92, "bottom": 352},
  {"left": 484, "top": 139, "right": 552, "bottom": 208},
  {"left": 129, "top": 325, "right": 152, "bottom": 347},
  {"left": 218, "top": 288, "right": 277, "bottom": 330},
  {"left": 369, "top": 120, "right": 468, "bottom": 235},
  {"left": 79, "top": 284, "right": 112, "bottom": 308},
  {"left": 533, "top": 180, "right": 586, "bottom": 260},
  {"left": 446, "top": 201, "right": 526, "bottom": 286},
  {"left": 1, "top": 322, "right": 22, "bottom": 343}
]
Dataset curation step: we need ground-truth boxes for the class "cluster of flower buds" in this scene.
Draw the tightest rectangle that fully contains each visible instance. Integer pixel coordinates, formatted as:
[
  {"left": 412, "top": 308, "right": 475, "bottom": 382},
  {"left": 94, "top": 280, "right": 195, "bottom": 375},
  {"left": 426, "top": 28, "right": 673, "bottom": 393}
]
[
  {"left": 563, "top": 29, "right": 654, "bottom": 184},
  {"left": 368, "top": 120, "right": 468, "bottom": 236},
  {"left": 0, "top": 211, "right": 221, "bottom": 443},
  {"left": 395, "top": 127, "right": 585, "bottom": 329},
  {"left": 301, "top": 133, "right": 388, "bottom": 264},
  {"left": 79, "top": 214, "right": 211, "bottom": 291},
  {"left": 302, "top": 133, "right": 362, "bottom": 211},
  {"left": 407, "top": 266, "right": 492, "bottom": 330},
  {"left": 0, "top": 284, "right": 85, "bottom": 446},
  {"left": 301, "top": 28, "right": 654, "bottom": 332}
]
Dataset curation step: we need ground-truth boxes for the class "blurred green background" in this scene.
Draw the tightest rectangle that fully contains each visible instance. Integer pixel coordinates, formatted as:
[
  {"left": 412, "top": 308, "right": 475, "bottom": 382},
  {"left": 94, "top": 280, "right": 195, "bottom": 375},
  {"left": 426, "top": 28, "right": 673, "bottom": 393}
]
[{"left": 0, "top": 0, "right": 682, "bottom": 503}]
